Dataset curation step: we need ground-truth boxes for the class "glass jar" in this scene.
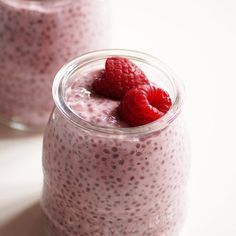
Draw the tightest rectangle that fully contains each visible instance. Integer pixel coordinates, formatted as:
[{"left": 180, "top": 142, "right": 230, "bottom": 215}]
[
  {"left": 0, "top": 0, "right": 110, "bottom": 131},
  {"left": 41, "top": 50, "right": 190, "bottom": 236}
]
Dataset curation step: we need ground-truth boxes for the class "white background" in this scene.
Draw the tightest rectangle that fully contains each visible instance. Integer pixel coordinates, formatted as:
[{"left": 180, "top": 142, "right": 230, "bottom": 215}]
[{"left": 1, "top": 0, "right": 236, "bottom": 235}]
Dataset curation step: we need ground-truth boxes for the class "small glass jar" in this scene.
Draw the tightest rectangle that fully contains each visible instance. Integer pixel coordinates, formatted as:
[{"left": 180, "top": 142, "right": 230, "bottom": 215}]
[
  {"left": 41, "top": 50, "right": 190, "bottom": 236},
  {"left": 0, "top": 0, "right": 110, "bottom": 131}
]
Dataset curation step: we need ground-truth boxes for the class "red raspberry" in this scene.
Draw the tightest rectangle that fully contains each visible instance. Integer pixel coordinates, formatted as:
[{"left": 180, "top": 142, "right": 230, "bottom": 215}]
[
  {"left": 92, "top": 57, "right": 149, "bottom": 100},
  {"left": 118, "top": 85, "right": 172, "bottom": 126}
]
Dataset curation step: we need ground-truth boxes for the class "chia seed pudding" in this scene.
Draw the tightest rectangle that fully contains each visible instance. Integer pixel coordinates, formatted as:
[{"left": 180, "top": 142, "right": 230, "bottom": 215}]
[
  {"left": 0, "top": 0, "right": 110, "bottom": 130},
  {"left": 41, "top": 50, "right": 190, "bottom": 236}
]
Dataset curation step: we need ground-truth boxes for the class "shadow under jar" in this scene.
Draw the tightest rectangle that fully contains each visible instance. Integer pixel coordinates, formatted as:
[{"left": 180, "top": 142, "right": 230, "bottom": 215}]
[
  {"left": 0, "top": 0, "right": 110, "bottom": 131},
  {"left": 41, "top": 50, "right": 190, "bottom": 236}
]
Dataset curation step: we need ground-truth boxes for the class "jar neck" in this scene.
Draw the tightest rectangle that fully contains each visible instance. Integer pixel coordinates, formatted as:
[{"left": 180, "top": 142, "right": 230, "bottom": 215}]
[{"left": 53, "top": 49, "right": 185, "bottom": 138}]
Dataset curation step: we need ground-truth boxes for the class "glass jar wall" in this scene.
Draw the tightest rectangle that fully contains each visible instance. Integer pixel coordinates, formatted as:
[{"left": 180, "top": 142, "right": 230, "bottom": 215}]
[{"left": 41, "top": 50, "right": 190, "bottom": 236}]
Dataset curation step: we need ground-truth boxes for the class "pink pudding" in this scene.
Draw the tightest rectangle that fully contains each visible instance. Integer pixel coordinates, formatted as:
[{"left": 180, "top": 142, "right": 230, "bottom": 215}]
[
  {"left": 0, "top": 0, "right": 110, "bottom": 130},
  {"left": 41, "top": 50, "right": 190, "bottom": 236}
]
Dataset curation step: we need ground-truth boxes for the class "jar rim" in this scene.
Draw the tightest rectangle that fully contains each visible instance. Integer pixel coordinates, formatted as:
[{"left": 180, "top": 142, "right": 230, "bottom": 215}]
[
  {"left": 0, "top": 0, "right": 73, "bottom": 8},
  {"left": 53, "top": 49, "right": 185, "bottom": 137}
]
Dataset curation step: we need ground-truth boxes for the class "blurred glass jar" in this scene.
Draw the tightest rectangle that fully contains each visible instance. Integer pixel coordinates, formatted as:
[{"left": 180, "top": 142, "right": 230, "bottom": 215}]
[
  {"left": 42, "top": 50, "right": 190, "bottom": 236},
  {"left": 0, "top": 0, "right": 110, "bottom": 131}
]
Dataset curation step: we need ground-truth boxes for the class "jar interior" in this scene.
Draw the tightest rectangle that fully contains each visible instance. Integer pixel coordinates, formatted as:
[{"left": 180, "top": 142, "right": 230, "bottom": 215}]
[
  {"left": 63, "top": 57, "right": 177, "bottom": 103},
  {"left": 53, "top": 50, "right": 184, "bottom": 136}
]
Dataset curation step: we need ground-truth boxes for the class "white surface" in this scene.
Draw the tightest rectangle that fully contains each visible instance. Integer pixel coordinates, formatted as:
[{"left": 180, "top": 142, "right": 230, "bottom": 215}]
[{"left": 1, "top": 0, "right": 236, "bottom": 235}]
